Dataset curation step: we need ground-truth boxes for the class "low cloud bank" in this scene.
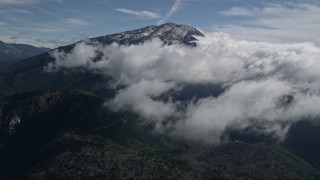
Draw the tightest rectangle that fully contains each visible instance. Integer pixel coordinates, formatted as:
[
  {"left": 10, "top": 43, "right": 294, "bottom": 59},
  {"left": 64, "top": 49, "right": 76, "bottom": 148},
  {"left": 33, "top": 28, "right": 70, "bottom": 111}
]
[{"left": 47, "top": 33, "right": 320, "bottom": 143}]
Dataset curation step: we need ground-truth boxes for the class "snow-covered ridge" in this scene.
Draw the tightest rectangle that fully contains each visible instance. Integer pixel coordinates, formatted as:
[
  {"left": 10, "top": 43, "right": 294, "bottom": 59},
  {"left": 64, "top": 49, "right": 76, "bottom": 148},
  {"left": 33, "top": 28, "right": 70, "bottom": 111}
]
[{"left": 93, "top": 23, "right": 204, "bottom": 46}]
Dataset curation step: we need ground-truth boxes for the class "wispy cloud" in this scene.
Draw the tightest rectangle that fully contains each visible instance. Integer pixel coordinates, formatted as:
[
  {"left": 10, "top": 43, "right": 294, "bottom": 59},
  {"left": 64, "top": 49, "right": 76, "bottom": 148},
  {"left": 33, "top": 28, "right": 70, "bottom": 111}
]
[
  {"left": 116, "top": 8, "right": 161, "bottom": 19},
  {"left": 219, "top": 7, "right": 256, "bottom": 16},
  {"left": 29, "top": 19, "right": 91, "bottom": 33},
  {"left": 0, "top": 7, "right": 32, "bottom": 14},
  {"left": 3, "top": 17, "right": 91, "bottom": 42},
  {"left": 0, "top": 0, "right": 42, "bottom": 5},
  {"left": 0, "top": 21, "right": 6, "bottom": 26},
  {"left": 158, "top": 0, "right": 183, "bottom": 25},
  {"left": 217, "top": 3, "right": 320, "bottom": 45},
  {"left": 33, "top": 6, "right": 58, "bottom": 16},
  {"left": 63, "top": 18, "right": 91, "bottom": 27}
]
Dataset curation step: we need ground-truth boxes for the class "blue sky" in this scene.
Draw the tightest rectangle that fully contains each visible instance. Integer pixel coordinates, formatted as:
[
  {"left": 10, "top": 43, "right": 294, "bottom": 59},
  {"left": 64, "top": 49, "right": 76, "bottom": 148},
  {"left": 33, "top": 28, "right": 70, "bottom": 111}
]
[{"left": 0, "top": 0, "right": 320, "bottom": 47}]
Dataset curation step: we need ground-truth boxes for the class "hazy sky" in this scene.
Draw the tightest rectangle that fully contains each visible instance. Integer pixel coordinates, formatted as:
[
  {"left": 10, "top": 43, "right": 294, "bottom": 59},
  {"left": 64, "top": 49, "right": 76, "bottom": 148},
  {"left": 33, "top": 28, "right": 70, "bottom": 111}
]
[{"left": 0, "top": 0, "right": 320, "bottom": 47}]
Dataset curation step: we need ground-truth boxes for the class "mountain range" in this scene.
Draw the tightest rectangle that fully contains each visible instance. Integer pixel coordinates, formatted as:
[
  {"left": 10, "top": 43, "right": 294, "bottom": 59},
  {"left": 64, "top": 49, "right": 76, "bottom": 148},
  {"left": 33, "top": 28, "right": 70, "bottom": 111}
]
[
  {"left": 0, "top": 41, "right": 50, "bottom": 64},
  {"left": 0, "top": 23, "right": 320, "bottom": 179},
  {"left": 0, "top": 23, "right": 204, "bottom": 97}
]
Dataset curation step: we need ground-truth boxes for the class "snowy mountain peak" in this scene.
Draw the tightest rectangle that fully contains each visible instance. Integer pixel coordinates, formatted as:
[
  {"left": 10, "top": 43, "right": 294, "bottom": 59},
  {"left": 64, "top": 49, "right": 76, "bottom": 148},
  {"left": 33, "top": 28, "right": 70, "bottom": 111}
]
[{"left": 94, "top": 23, "right": 204, "bottom": 46}]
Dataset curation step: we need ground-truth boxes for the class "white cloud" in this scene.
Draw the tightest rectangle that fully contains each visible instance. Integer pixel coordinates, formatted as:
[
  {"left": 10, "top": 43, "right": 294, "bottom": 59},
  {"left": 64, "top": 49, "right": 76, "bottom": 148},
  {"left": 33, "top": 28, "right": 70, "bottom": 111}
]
[
  {"left": 158, "top": 0, "right": 183, "bottom": 24},
  {"left": 178, "top": 78, "right": 293, "bottom": 143},
  {"left": 217, "top": 3, "right": 320, "bottom": 45},
  {"left": 116, "top": 8, "right": 161, "bottom": 19},
  {"left": 108, "top": 79, "right": 176, "bottom": 123},
  {"left": 47, "top": 41, "right": 96, "bottom": 70},
  {"left": 48, "top": 32, "right": 320, "bottom": 143}
]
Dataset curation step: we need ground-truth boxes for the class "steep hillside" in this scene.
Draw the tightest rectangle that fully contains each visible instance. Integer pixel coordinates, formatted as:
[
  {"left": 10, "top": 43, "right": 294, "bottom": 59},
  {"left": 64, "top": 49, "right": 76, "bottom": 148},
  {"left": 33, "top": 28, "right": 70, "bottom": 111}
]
[
  {"left": 282, "top": 120, "right": 320, "bottom": 170},
  {"left": 0, "top": 91, "right": 319, "bottom": 179}
]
